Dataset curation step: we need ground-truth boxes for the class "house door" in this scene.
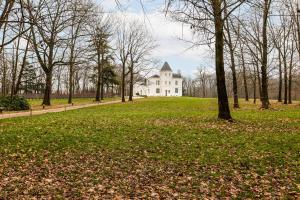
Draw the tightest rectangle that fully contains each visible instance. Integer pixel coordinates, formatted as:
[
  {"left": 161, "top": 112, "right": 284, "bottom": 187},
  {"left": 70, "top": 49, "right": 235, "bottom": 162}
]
[{"left": 165, "top": 90, "right": 167, "bottom": 96}]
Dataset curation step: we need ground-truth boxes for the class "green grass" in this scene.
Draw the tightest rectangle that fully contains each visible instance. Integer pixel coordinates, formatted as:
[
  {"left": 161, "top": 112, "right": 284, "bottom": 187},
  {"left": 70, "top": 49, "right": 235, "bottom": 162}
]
[
  {"left": 0, "top": 97, "right": 299, "bottom": 198},
  {"left": 28, "top": 97, "right": 96, "bottom": 106},
  {"left": 27, "top": 97, "right": 119, "bottom": 110}
]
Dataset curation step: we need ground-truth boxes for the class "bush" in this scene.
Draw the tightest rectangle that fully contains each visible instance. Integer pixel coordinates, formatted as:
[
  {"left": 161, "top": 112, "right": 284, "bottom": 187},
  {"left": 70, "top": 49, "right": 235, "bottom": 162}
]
[{"left": 0, "top": 96, "right": 30, "bottom": 111}]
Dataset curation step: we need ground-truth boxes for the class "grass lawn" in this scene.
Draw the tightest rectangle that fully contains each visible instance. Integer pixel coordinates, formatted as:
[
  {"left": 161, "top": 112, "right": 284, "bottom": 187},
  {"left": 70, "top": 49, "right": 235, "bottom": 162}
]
[
  {"left": 27, "top": 97, "right": 119, "bottom": 110},
  {"left": 0, "top": 97, "right": 299, "bottom": 198}
]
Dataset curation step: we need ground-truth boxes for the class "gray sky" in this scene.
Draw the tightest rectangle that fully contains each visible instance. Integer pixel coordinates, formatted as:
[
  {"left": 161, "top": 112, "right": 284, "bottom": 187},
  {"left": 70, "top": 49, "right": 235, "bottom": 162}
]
[{"left": 99, "top": 0, "right": 214, "bottom": 77}]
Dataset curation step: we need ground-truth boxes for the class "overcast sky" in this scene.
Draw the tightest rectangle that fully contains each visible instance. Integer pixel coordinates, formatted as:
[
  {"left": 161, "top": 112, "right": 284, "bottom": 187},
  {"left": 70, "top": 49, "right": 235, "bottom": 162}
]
[{"left": 99, "top": 0, "right": 214, "bottom": 77}]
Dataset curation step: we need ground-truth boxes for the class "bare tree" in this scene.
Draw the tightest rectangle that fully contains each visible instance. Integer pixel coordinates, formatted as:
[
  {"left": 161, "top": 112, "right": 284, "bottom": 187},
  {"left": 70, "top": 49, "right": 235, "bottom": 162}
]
[
  {"left": 115, "top": 19, "right": 131, "bottom": 102},
  {"left": 67, "top": 0, "right": 93, "bottom": 103},
  {"left": 27, "top": 0, "right": 71, "bottom": 105},
  {"left": 224, "top": 8, "right": 240, "bottom": 108},
  {"left": 165, "top": 0, "right": 246, "bottom": 120},
  {"left": 91, "top": 14, "right": 113, "bottom": 102},
  {"left": 127, "top": 20, "right": 156, "bottom": 101}
]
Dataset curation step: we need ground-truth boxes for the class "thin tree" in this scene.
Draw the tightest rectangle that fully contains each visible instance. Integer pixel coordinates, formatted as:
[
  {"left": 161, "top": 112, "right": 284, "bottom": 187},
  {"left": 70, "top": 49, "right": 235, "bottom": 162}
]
[{"left": 27, "top": 0, "right": 71, "bottom": 105}]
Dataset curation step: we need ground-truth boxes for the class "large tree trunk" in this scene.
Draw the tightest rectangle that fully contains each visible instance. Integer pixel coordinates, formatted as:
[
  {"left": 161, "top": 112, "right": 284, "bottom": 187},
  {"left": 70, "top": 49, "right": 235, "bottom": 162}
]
[
  {"left": 68, "top": 41, "right": 75, "bottom": 104},
  {"left": 214, "top": 5, "right": 232, "bottom": 120},
  {"left": 42, "top": 71, "right": 52, "bottom": 105},
  {"left": 261, "top": 0, "right": 270, "bottom": 109}
]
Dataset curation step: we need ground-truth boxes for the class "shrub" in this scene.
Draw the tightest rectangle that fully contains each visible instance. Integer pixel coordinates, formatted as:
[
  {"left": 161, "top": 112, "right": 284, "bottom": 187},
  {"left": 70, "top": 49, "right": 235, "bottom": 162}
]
[{"left": 0, "top": 96, "right": 30, "bottom": 111}]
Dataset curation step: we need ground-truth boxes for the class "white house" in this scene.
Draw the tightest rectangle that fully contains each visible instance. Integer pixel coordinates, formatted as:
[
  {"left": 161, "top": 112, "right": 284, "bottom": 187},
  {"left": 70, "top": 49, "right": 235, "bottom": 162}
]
[{"left": 133, "top": 62, "right": 183, "bottom": 97}]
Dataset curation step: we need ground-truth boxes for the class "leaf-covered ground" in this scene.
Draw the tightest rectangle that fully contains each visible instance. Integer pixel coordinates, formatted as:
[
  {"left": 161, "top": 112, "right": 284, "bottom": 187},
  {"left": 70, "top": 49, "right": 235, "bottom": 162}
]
[{"left": 0, "top": 97, "right": 299, "bottom": 199}]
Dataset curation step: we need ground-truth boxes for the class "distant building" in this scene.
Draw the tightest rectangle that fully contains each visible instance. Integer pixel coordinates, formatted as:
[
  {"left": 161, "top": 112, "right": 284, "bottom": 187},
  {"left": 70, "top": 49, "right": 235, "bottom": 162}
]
[{"left": 133, "top": 62, "right": 183, "bottom": 97}]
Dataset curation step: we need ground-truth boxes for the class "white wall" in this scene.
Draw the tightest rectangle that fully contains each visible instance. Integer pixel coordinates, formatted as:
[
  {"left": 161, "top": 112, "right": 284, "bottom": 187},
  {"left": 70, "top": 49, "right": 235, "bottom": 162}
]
[{"left": 133, "top": 72, "right": 183, "bottom": 97}]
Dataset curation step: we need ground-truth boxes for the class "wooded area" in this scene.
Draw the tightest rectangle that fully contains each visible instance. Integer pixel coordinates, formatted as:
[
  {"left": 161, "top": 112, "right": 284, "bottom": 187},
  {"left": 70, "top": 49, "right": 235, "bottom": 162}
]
[
  {"left": 0, "top": 0, "right": 156, "bottom": 105},
  {"left": 167, "top": 0, "right": 300, "bottom": 119}
]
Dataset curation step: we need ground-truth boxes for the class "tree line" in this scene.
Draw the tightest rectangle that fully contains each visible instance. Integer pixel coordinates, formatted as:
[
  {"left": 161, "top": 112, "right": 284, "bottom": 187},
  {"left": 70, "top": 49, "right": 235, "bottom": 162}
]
[
  {"left": 0, "top": 0, "right": 156, "bottom": 106},
  {"left": 166, "top": 0, "right": 300, "bottom": 120}
]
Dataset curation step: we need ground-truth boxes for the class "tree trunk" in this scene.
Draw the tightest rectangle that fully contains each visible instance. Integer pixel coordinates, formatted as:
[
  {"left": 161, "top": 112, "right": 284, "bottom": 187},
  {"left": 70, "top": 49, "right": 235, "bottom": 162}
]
[
  {"left": 68, "top": 39, "right": 75, "bottom": 104},
  {"left": 231, "top": 60, "right": 239, "bottom": 108},
  {"left": 278, "top": 49, "right": 282, "bottom": 102},
  {"left": 288, "top": 66, "right": 292, "bottom": 104},
  {"left": 129, "top": 66, "right": 134, "bottom": 101},
  {"left": 283, "top": 59, "right": 288, "bottom": 104},
  {"left": 1, "top": 57, "right": 7, "bottom": 95},
  {"left": 253, "top": 72, "right": 257, "bottom": 104},
  {"left": 10, "top": 45, "right": 17, "bottom": 97},
  {"left": 202, "top": 82, "right": 206, "bottom": 98},
  {"left": 121, "top": 62, "right": 126, "bottom": 102},
  {"left": 68, "top": 61, "right": 74, "bottom": 104},
  {"left": 255, "top": 61, "right": 262, "bottom": 101},
  {"left": 42, "top": 71, "right": 52, "bottom": 105},
  {"left": 261, "top": 0, "right": 270, "bottom": 109},
  {"left": 214, "top": 5, "right": 232, "bottom": 120},
  {"left": 241, "top": 50, "right": 249, "bottom": 101},
  {"left": 224, "top": 10, "right": 239, "bottom": 108},
  {"left": 100, "top": 54, "right": 104, "bottom": 100},
  {"left": 95, "top": 52, "right": 101, "bottom": 102}
]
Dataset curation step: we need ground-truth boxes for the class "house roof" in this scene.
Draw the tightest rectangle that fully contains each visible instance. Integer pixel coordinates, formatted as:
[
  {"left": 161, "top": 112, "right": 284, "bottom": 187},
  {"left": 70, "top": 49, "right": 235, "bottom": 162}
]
[
  {"left": 173, "top": 73, "right": 182, "bottom": 78},
  {"left": 150, "top": 74, "right": 160, "bottom": 78},
  {"left": 160, "top": 62, "right": 172, "bottom": 71}
]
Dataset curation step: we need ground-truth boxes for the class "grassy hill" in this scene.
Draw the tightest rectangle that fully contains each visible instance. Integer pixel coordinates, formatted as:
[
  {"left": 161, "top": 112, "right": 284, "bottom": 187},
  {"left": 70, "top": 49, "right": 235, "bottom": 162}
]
[{"left": 0, "top": 97, "right": 299, "bottom": 198}]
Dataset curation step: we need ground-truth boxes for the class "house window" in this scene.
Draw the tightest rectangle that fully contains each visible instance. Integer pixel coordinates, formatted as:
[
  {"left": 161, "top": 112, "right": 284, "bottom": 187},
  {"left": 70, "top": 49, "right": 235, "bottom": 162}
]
[
  {"left": 175, "top": 81, "right": 178, "bottom": 85},
  {"left": 169, "top": 81, "right": 171, "bottom": 85},
  {"left": 165, "top": 81, "right": 167, "bottom": 85},
  {"left": 156, "top": 88, "right": 160, "bottom": 93},
  {"left": 168, "top": 90, "right": 170, "bottom": 94},
  {"left": 156, "top": 80, "right": 160, "bottom": 85},
  {"left": 175, "top": 88, "right": 178, "bottom": 93}
]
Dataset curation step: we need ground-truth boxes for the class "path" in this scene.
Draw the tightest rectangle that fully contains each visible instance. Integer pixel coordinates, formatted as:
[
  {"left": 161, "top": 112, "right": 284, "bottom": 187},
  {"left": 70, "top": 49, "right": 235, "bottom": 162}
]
[{"left": 0, "top": 100, "right": 125, "bottom": 120}]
